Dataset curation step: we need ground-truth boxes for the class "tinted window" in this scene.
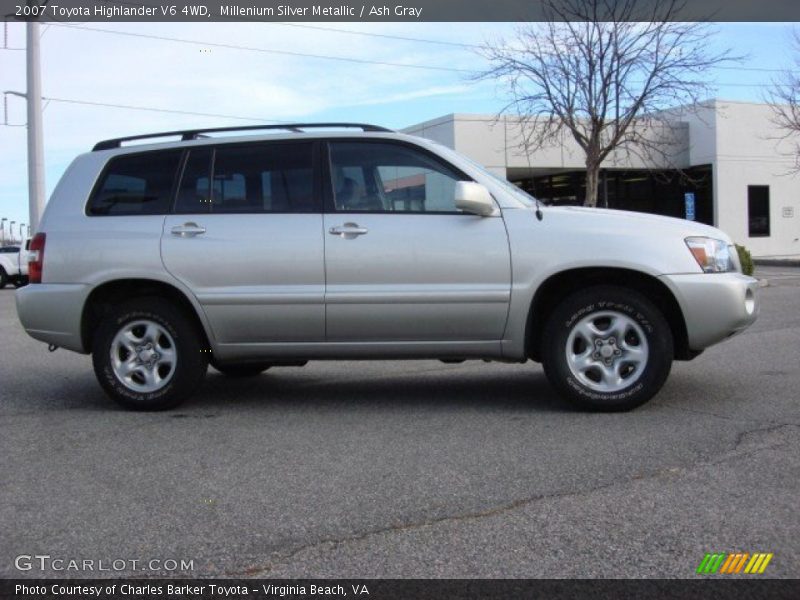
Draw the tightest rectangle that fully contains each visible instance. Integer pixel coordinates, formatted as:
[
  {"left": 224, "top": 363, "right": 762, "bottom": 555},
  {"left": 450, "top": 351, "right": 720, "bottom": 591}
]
[
  {"left": 88, "top": 151, "right": 181, "bottom": 216},
  {"left": 176, "top": 143, "right": 315, "bottom": 214},
  {"left": 748, "top": 185, "right": 770, "bottom": 237},
  {"left": 175, "top": 148, "right": 213, "bottom": 213},
  {"left": 328, "top": 142, "right": 464, "bottom": 213}
]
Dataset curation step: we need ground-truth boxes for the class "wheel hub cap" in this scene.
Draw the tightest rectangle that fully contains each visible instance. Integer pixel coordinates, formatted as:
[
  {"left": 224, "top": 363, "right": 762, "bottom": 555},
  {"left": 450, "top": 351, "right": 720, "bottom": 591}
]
[
  {"left": 110, "top": 320, "right": 177, "bottom": 393},
  {"left": 565, "top": 311, "right": 649, "bottom": 393},
  {"left": 136, "top": 343, "right": 159, "bottom": 364},
  {"left": 599, "top": 343, "right": 614, "bottom": 359}
]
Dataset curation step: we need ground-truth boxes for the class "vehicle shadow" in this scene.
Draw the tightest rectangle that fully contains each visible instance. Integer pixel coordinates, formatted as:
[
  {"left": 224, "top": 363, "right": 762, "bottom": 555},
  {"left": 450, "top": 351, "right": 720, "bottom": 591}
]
[
  {"left": 5, "top": 362, "right": 571, "bottom": 415},
  {"left": 184, "top": 364, "right": 570, "bottom": 414}
]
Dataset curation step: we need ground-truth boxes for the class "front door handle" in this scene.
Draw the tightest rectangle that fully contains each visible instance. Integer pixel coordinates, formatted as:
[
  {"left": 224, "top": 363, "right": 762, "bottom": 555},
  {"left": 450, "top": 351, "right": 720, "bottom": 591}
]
[
  {"left": 329, "top": 222, "right": 368, "bottom": 238},
  {"left": 171, "top": 222, "right": 206, "bottom": 237}
]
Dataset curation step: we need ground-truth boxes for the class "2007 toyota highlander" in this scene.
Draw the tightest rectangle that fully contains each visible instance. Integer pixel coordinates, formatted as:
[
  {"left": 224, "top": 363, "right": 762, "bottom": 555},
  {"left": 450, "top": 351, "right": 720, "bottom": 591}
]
[{"left": 16, "top": 123, "right": 759, "bottom": 411}]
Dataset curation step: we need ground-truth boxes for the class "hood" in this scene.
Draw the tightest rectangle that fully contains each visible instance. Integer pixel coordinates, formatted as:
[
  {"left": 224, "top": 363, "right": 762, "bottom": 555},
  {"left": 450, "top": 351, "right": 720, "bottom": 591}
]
[
  {"left": 498, "top": 204, "right": 738, "bottom": 276},
  {"left": 546, "top": 206, "right": 731, "bottom": 243}
]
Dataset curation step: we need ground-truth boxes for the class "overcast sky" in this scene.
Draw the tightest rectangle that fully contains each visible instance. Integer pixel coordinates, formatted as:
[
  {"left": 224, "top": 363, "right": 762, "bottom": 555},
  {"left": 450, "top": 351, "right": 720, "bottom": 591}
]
[{"left": 0, "top": 21, "right": 795, "bottom": 233}]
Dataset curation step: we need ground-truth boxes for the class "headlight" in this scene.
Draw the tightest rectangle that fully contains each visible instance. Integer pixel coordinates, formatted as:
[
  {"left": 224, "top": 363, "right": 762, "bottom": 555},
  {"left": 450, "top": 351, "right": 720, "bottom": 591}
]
[{"left": 685, "top": 237, "right": 737, "bottom": 273}]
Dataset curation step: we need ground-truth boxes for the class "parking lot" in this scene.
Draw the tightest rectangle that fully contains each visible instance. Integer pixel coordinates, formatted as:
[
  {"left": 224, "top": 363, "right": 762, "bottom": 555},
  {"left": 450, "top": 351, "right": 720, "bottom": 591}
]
[{"left": 1, "top": 266, "right": 798, "bottom": 579}]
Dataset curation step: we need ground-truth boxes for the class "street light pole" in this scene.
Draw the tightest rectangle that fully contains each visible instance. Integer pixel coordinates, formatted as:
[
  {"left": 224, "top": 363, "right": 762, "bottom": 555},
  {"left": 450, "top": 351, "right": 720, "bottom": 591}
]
[
  {"left": 19, "top": 223, "right": 25, "bottom": 242},
  {"left": 10, "top": 221, "right": 16, "bottom": 244},
  {"left": 1, "top": 218, "right": 6, "bottom": 246},
  {"left": 26, "top": 18, "right": 45, "bottom": 233}
]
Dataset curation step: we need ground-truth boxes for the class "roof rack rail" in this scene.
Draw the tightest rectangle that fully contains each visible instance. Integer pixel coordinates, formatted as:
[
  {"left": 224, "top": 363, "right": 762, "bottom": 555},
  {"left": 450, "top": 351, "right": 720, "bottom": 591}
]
[{"left": 92, "top": 123, "right": 394, "bottom": 151}]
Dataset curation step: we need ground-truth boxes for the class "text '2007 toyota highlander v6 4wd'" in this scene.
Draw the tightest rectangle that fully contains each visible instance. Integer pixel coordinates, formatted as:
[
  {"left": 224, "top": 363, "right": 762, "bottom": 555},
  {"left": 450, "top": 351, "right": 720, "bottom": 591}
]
[{"left": 16, "top": 123, "right": 759, "bottom": 411}]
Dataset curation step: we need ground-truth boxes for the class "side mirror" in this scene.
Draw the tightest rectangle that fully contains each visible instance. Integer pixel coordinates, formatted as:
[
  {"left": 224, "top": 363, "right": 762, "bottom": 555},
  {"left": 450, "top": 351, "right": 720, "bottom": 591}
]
[{"left": 455, "top": 182, "right": 495, "bottom": 216}]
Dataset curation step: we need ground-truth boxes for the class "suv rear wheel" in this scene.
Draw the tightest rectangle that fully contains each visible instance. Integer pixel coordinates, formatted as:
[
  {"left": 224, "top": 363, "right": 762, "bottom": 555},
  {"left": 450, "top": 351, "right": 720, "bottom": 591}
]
[
  {"left": 541, "top": 285, "right": 673, "bottom": 412},
  {"left": 92, "top": 297, "right": 208, "bottom": 410}
]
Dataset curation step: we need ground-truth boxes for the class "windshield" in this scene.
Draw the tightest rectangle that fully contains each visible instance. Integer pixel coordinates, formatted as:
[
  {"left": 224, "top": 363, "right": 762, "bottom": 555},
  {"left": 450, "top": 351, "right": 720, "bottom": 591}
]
[{"left": 477, "top": 165, "right": 538, "bottom": 207}]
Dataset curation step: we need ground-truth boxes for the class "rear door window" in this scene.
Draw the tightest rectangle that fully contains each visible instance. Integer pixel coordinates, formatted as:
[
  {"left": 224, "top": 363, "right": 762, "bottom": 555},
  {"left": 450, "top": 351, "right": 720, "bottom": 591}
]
[
  {"left": 87, "top": 151, "right": 182, "bottom": 216},
  {"left": 175, "top": 142, "right": 316, "bottom": 214}
]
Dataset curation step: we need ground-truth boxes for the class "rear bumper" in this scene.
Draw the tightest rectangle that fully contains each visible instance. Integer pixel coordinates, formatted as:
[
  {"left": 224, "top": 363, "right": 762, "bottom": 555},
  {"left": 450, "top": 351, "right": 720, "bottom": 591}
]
[
  {"left": 15, "top": 283, "right": 90, "bottom": 353},
  {"left": 659, "top": 272, "right": 759, "bottom": 350}
]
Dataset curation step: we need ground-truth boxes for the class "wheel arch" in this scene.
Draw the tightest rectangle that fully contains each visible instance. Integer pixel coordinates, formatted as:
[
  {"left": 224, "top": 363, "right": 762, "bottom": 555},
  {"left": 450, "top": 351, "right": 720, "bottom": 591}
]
[
  {"left": 525, "top": 267, "right": 693, "bottom": 362},
  {"left": 81, "top": 278, "right": 212, "bottom": 354}
]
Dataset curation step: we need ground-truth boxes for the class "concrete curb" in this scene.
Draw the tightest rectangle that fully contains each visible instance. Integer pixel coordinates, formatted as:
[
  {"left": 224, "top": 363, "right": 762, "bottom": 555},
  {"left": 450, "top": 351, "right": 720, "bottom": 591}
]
[{"left": 754, "top": 259, "right": 800, "bottom": 267}]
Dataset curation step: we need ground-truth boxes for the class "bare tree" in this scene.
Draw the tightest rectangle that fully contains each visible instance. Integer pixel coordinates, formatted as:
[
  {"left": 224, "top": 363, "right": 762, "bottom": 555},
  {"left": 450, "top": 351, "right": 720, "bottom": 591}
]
[
  {"left": 477, "top": 0, "right": 736, "bottom": 207},
  {"left": 768, "top": 30, "right": 800, "bottom": 171}
]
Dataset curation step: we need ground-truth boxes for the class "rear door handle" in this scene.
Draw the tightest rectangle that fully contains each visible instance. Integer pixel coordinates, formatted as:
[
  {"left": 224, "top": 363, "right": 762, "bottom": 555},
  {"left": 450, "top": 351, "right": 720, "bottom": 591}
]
[
  {"left": 329, "top": 223, "right": 368, "bottom": 238},
  {"left": 171, "top": 222, "right": 206, "bottom": 237}
]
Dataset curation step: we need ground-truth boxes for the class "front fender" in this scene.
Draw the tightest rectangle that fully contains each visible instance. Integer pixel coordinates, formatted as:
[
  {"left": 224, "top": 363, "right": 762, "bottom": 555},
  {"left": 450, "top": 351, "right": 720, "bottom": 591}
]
[{"left": 499, "top": 207, "right": 701, "bottom": 359}]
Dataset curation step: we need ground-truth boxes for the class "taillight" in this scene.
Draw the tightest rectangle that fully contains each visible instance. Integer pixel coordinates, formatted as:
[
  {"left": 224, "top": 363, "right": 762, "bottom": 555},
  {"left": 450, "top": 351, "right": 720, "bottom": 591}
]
[{"left": 28, "top": 233, "right": 46, "bottom": 283}]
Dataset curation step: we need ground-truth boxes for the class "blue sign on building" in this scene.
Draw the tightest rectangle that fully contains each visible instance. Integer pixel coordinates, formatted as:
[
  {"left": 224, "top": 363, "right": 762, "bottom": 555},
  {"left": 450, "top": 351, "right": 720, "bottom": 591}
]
[{"left": 685, "top": 192, "right": 696, "bottom": 221}]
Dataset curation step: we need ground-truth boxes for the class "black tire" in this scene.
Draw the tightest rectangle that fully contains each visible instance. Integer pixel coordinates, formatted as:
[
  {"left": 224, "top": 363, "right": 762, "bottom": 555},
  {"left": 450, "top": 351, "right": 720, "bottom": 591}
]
[
  {"left": 92, "top": 297, "right": 208, "bottom": 411},
  {"left": 13, "top": 276, "right": 28, "bottom": 288},
  {"left": 541, "top": 285, "right": 673, "bottom": 412},
  {"left": 213, "top": 363, "right": 272, "bottom": 378},
  {"left": 0, "top": 268, "right": 7, "bottom": 289}
]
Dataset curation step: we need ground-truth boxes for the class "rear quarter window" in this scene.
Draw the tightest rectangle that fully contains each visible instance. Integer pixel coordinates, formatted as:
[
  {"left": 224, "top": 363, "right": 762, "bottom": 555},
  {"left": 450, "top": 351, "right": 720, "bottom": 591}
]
[{"left": 87, "top": 151, "right": 182, "bottom": 216}]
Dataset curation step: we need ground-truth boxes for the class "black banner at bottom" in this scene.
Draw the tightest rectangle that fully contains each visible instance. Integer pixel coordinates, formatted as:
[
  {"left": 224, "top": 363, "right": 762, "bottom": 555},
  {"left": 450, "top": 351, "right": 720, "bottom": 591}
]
[{"left": 1, "top": 579, "right": 797, "bottom": 600}]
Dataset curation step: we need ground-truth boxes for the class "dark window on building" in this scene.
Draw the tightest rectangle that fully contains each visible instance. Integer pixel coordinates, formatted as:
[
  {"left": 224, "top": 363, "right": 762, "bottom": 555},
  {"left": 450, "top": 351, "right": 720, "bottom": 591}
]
[
  {"left": 176, "top": 143, "right": 315, "bottom": 214},
  {"left": 748, "top": 185, "right": 770, "bottom": 237},
  {"left": 88, "top": 151, "right": 181, "bottom": 216},
  {"left": 521, "top": 165, "right": 714, "bottom": 226}
]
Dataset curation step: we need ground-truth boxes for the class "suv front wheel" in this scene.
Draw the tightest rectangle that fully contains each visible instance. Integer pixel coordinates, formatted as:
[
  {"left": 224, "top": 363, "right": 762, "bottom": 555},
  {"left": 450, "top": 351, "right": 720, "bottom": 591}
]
[
  {"left": 541, "top": 285, "right": 673, "bottom": 412},
  {"left": 92, "top": 297, "right": 208, "bottom": 410}
]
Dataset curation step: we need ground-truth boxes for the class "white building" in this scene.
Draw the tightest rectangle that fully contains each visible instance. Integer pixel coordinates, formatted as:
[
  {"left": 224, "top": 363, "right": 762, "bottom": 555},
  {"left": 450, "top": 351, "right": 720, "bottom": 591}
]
[{"left": 405, "top": 100, "right": 800, "bottom": 259}]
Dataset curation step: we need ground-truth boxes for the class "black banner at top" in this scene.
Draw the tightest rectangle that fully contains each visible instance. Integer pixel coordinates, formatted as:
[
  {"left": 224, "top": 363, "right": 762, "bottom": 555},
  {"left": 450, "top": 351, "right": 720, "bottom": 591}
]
[{"left": 2, "top": 0, "right": 800, "bottom": 22}]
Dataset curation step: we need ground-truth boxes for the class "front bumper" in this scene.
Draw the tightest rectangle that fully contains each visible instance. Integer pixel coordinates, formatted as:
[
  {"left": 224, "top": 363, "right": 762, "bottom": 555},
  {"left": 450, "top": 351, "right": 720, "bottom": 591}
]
[
  {"left": 15, "top": 283, "right": 90, "bottom": 353},
  {"left": 659, "top": 272, "right": 759, "bottom": 350}
]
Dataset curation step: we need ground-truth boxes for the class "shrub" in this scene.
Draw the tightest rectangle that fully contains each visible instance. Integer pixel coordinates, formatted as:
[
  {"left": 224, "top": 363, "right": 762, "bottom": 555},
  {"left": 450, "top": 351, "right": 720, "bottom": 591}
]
[{"left": 735, "top": 243, "right": 754, "bottom": 276}]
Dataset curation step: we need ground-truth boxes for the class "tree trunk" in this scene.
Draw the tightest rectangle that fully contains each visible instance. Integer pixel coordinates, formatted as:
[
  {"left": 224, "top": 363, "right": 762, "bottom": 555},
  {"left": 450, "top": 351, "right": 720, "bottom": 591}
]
[{"left": 584, "top": 160, "right": 600, "bottom": 207}]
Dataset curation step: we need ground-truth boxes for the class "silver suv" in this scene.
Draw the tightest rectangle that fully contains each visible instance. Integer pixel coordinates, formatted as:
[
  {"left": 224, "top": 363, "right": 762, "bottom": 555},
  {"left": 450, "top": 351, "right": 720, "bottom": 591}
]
[{"left": 16, "top": 123, "right": 759, "bottom": 411}]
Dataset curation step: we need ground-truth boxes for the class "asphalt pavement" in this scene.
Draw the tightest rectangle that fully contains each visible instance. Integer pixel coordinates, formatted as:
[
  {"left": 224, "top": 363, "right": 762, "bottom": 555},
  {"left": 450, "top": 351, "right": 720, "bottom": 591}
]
[{"left": 1, "top": 266, "right": 798, "bottom": 579}]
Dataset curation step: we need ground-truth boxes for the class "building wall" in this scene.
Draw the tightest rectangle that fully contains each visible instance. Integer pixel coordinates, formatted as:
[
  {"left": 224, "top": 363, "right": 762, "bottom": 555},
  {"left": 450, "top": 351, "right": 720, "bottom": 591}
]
[
  {"left": 711, "top": 101, "right": 800, "bottom": 258},
  {"left": 658, "top": 102, "right": 718, "bottom": 166},
  {"left": 402, "top": 115, "right": 457, "bottom": 149},
  {"left": 404, "top": 114, "right": 690, "bottom": 174}
]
